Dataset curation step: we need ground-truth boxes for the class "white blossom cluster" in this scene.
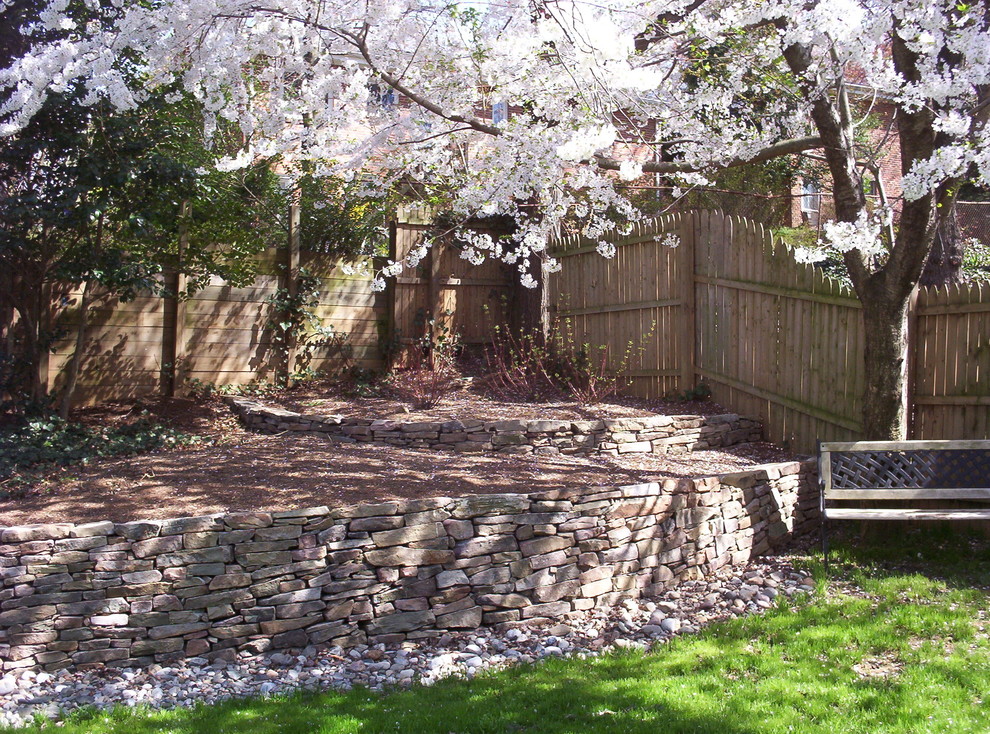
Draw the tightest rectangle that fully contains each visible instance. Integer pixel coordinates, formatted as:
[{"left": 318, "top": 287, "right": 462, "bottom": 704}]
[
  {"left": 1, "top": 0, "right": 987, "bottom": 286},
  {"left": 794, "top": 208, "right": 893, "bottom": 264}
]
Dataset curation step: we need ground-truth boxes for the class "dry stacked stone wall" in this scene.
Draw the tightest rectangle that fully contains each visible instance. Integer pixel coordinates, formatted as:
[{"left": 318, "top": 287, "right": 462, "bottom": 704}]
[
  {"left": 0, "top": 460, "right": 817, "bottom": 674},
  {"left": 228, "top": 398, "right": 763, "bottom": 456}
]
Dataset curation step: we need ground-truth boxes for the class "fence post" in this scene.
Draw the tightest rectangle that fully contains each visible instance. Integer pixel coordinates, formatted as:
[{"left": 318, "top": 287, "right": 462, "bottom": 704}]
[
  {"left": 283, "top": 203, "right": 302, "bottom": 385},
  {"left": 427, "top": 234, "right": 443, "bottom": 368},
  {"left": 38, "top": 282, "right": 53, "bottom": 400},
  {"left": 904, "top": 284, "right": 920, "bottom": 438},
  {"left": 162, "top": 201, "right": 188, "bottom": 397},
  {"left": 679, "top": 212, "right": 698, "bottom": 392}
]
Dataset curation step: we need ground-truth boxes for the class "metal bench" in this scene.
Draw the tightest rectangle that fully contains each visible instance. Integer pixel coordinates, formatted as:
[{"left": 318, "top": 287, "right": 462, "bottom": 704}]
[{"left": 819, "top": 440, "right": 990, "bottom": 566}]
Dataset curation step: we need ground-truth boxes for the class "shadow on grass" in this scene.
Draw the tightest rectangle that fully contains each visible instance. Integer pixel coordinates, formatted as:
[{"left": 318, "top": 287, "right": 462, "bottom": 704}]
[
  {"left": 49, "top": 653, "right": 763, "bottom": 734},
  {"left": 18, "top": 528, "right": 990, "bottom": 734},
  {"left": 824, "top": 524, "right": 990, "bottom": 590}
]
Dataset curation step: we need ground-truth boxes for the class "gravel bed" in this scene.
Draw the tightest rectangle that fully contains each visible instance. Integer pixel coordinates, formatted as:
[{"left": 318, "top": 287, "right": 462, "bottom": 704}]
[{"left": 0, "top": 554, "right": 814, "bottom": 729}]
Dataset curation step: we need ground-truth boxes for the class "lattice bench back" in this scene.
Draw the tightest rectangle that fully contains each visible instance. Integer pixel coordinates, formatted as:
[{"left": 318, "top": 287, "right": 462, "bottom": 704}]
[{"left": 820, "top": 440, "right": 990, "bottom": 522}]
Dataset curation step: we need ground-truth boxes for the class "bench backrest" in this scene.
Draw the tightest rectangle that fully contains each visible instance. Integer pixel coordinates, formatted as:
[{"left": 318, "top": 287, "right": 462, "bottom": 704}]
[{"left": 820, "top": 440, "right": 990, "bottom": 502}]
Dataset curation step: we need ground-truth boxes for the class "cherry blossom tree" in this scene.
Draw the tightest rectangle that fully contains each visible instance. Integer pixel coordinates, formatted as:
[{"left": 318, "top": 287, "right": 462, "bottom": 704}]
[{"left": 2, "top": 0, "right": 988, "bottom": 438}]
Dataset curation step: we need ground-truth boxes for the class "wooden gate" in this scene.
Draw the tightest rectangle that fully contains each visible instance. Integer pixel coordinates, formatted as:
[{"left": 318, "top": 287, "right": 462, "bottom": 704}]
[{"left": 388, "top": 207, "right": 513, "bottom": 364}]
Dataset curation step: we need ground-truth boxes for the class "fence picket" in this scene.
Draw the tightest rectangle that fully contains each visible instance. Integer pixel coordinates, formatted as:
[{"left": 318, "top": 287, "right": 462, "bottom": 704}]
[{"left": 549, "top": 211, "right": 989, "bottom": 453}]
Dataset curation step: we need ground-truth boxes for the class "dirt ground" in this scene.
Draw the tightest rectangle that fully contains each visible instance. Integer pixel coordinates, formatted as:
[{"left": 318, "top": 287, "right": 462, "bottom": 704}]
[
  {"left": 275, "top": 379, "right": 726, "bottom": 422},
  {"left": 0, "top": 389, "right": 798, "bottom": 527}
]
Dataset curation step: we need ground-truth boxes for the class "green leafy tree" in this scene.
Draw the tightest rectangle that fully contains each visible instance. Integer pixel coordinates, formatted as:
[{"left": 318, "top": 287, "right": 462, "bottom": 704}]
[{"left": 0, "top": 78, "right": 288, "bottom": 415}]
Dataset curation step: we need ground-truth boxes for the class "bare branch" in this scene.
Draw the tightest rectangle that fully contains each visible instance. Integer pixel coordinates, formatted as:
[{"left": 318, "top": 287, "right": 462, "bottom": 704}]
[
  {"left": 342, "top": 26, "right": 502, "bottom": 137},
  {"left": 592, "top": 135, "right": 823, "bottom": 174},
  {"left": 397, "top": 125, "right": 476, "bottom": 145}
]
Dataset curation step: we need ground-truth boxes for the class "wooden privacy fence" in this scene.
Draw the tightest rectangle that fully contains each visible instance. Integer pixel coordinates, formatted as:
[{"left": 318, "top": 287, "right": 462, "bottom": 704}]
[
  {"left": 37, "top": 206, "right": 990, "bottom": 434},
  {"left": 46, "top": 248, "right": 385, "bottom": 407},
  {"left": 913, "top": 285, "right": 990, "bottom": 440},
  {"left": 42, "top": 209, "right": 515, "bottom": 407},
  {"left": 387, "top": 206, "right": 514, "bottom": 361},
  {"left": 549, "top": 211, "right": 990, "bottom": 454}
]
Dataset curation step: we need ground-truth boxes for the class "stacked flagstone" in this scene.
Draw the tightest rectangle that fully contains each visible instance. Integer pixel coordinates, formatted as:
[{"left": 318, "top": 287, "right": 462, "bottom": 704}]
[
  {"left": 227, "top": 397, "right": 762, "bottom": 456},
  {"left": 0, "top": 459, "right": 816, "bottom": 674},
  {"left": 0, "top": 558, "right": 815, "bottom": 728}
]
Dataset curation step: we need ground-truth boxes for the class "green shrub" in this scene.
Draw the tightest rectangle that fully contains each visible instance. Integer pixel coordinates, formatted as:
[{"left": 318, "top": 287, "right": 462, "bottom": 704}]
[
  {"left": 0, "top": 416, "right": 202, "bottom": 481},
  {"left": 962, "top": 237, "right": 990, "bottom": 281}
]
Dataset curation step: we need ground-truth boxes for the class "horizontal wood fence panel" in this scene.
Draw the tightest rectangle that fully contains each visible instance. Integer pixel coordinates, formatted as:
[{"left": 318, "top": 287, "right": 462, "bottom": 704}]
[
  {"left": 54, "top": 385, "right": 164, "bottom": 406},
  {"left": 178, "top": 354, "right": 280, "bottom": 374},
  {"left": 180, "top": 365, "right": 378, "bottom": 385},
  {"left": 54, "top": 307, "right": 164, "bottom": 332},
  {"left": 49, "top": 341, "right": 164, "bottom": 366},
  {"left": 47, "top": 247, "right": 386, "bottom": 406},
  {"left": 183, "top": 295, "right": 271, "bottom": 313},
  {"left": 189, "top": 282, "right": 286, "bottom": 302},
  {"left": 180, "top": 319, "right": 380, "bottom": 342},
  {"left": 65, "top": 373, "right": 162, "bottom": 388}
]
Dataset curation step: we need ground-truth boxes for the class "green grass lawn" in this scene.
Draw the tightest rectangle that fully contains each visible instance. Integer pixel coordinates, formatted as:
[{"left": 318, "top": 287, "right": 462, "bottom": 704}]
[{"left": 10, "top": 529, "right": 990, "bottom": 734}]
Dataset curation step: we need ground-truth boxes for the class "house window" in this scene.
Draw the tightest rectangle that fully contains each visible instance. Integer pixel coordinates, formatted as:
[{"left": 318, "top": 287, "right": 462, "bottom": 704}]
[
  {"left": 492, "top": 100, "right": 509, "bottom": 125},
  {"left": 801, "top": 179, "right": 820, "bottom": 226},
  {"left": 801, "top": 179, "right": 820, "bottom": 213}
]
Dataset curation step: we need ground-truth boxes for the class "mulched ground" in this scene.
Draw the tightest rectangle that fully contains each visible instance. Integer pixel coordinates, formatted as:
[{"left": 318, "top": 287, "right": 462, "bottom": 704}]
[
  {"left": 0, "top": 384, "right": 799, "bottom": 527},
  {"left": 276, "top": 378, "right": 725, "bottom": 421}
]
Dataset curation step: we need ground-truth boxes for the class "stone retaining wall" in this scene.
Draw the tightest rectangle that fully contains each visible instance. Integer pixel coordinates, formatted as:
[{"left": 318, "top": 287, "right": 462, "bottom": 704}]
[
  {"left": 228, "top": 398, "right": 763, "bottom": 456},
  {"left": 0, "top": 460, "right": 817, "bottom": 673}
]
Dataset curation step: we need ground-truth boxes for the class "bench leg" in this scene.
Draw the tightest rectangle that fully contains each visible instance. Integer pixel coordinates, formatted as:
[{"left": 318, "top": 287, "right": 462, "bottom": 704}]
[{"left": 821, "top": 514, "right": 829, "bottom": 574}]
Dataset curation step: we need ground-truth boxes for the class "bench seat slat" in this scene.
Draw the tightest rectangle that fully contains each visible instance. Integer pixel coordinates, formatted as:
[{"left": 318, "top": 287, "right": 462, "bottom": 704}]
[
  {"left": 826, "top": 488, "right": 990, "bottom": 500},
  {"left": 824, "top": 508, "right": 990, "bottom": 521}
]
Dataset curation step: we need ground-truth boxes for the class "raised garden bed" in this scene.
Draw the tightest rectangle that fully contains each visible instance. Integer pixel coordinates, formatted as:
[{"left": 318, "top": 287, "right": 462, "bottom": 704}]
[
  {"left": 0, "top": 394, "right": 794, "bottom": 527},
  {"left": 272, "top": 388, "right": 727, "bottom": 422},
  {"left": 0, "top": 433, "right": 795, "bottom": 526},
  {"left": 228, "top": 397, "right": 763, "bottom": 457},
  {"left": 0, "top": 459, "right": 818, "bottom": 674},
  {"left": 0, "top": 392, "right": 817, "bottom": 677}
]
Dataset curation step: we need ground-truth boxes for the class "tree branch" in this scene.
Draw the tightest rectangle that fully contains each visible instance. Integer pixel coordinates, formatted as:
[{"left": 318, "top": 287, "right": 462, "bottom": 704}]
[
  {"left": 345, "top": 21, "right": 824, "bottom": 180},
  {"left": 344, "top": 27, "right": 502, "bottom": 137},
  {"left": 780, "top": 37, "right": 870, "bottom": 287},
  {"left": 592, "top": 135, "right": 823, "bottom": 174}
]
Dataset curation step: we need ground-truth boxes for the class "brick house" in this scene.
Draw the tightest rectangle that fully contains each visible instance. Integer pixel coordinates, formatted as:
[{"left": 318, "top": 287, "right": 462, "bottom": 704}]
[{"left": 788, "top": 74, "right": 904, "bottom": 229}]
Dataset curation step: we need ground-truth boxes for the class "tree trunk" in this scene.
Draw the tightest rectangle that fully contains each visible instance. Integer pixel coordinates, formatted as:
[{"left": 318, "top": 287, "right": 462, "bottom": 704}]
[
  {"left": 58, "top": 280, "right": 93, "bottom": 420},
  {"left": 508, "top": 252, "right": 549, "bottom": 346},
  {"left": 859, "top": 288, "right": 911, "bottom": 440},
  {"left": 23, "top": 284, "right": 47, "bottom": 404},
  {"left": 920, "top": 199, "right": 964, "bottom": 286},
  {"left": 1, "top": 243, "right": 57, "bottom": 406}
]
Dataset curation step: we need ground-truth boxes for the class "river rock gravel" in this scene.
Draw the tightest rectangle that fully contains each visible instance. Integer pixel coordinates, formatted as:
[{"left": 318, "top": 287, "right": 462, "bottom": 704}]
[{"left": 0, "top": 555, "right": 815, "bottom": 729}]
